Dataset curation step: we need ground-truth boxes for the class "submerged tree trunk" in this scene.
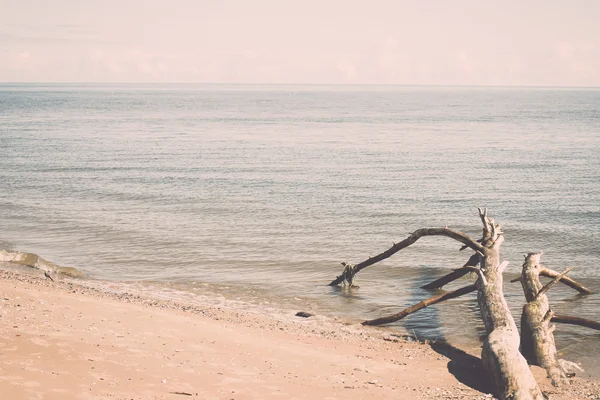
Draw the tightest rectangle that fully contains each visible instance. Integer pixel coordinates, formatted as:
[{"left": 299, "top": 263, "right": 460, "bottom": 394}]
[{"left": 329, "top": 209, "right": 544, "bottom": 400}]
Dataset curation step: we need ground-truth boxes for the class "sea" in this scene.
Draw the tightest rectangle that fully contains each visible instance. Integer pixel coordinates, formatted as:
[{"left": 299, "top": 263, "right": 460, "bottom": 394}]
[{"left": 1, "top": 83, "right": 599, "bottom": 376}]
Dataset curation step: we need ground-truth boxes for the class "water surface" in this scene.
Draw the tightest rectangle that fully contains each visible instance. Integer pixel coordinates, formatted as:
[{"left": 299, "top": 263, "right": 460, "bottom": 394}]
[{"left": 1, "top": 84, "right": 599, "bottom": 375}]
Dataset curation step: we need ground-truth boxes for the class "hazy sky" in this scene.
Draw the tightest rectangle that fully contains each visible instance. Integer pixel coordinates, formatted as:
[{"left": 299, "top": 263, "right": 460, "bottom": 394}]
[{"left": 1, "top": 0, "right": 599, "bottom": 86}]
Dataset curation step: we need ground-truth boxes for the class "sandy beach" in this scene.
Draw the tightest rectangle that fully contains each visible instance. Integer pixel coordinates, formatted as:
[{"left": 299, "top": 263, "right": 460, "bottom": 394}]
[{"left": 1, "top": 269, "right": 598, "bottom": 400}]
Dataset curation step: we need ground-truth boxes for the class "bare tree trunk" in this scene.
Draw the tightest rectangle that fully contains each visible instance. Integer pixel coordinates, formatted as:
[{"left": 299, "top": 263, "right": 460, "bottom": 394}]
[
  {"left": 329, "top": 209, "right": 544, "bottom": 400},
  {"left": 519, "top": 253, "right": 569, "bottom": 386},
  {"left": 475, "top": 214, "right": 543, "bottom": 400},
  {"left": 517, "top": 254, "right": 597, "bottom": 386}
]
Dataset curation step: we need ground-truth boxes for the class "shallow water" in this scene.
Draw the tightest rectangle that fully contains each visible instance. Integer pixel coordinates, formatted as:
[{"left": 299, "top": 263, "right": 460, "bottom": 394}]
[{"left": 1, "top": 84, "right": 599, "bottom": 375}]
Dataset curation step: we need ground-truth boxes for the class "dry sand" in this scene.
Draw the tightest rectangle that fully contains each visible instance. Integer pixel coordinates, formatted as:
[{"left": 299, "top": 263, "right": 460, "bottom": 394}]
[{"left": 1, "top": 269, "right": 598, "bottom": 400}]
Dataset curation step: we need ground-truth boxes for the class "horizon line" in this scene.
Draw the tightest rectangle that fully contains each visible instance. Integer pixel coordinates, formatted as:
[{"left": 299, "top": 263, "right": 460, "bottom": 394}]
[{"left": 1, "top": 82, "right": 599, "bottom": 89}]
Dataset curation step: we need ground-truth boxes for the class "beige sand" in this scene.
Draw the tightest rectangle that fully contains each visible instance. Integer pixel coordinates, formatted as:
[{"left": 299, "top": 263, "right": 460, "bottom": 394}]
[{"left": 1, "top": 269, "right": 598, "bottom": 400}]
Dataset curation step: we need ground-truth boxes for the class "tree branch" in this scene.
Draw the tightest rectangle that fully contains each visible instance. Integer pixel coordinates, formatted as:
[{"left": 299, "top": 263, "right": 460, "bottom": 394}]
[
  {"left": 421, "top": 253, "right": 480, "bottom": 289},
  {"left": 329, "top": 227, "right": 484, "bottom": 286},
  {"left": 539, "top": 267, "right": 593, "bottom": 295},
  {"left": 362, "top": 284, "right": 477, "bottom": 326},
  {"left": 535, "top": 267, "right": 572, "bottom": 300},
  {"left": 552, "top": 315, "right": 600, "bottom": 331},
  {"left": 463, "top": 266, "right": 488, "bottom": 286}
]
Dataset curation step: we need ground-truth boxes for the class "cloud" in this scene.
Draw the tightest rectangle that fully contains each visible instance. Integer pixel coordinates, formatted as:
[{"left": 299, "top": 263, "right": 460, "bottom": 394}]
[{"left": 1, "top": 38, "right": 598, "bottom": 86}]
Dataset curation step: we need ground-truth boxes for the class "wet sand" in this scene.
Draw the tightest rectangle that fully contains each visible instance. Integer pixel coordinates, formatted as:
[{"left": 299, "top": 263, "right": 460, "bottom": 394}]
[{"left": 1, "top": 269, "right": 598, "bottom": 399}]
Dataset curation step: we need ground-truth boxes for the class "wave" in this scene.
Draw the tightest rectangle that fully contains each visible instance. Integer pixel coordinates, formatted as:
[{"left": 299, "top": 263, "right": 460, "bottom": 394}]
[{"left": 0, "top": 250, "right": 83, "bottom": 278}]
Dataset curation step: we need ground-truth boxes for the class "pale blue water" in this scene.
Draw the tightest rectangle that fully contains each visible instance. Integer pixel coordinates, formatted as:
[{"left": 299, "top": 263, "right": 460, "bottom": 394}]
[{"left": 1, "top": 84, "right": 599, "bottom": 374}]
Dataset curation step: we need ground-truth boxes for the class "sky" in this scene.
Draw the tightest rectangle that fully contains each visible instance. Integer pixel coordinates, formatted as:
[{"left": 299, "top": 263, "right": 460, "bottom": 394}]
[{"left": 1, "top": 0, "right": 599, "bottom": 86}]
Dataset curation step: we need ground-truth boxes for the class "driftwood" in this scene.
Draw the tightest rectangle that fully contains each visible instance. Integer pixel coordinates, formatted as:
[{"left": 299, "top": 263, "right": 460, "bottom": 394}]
[
  {"left": 330, "top": 209, "right": 544, "bottom": 399},
  {"left": 551, "top": 315, "right": 600, "bottom": 331},
  {"left": 518, "top": 253, "right": 573, "bottom": 386},
  {"left": 363, "top": 284, "right": 477, "bottom": 326},
  {"left": 328, "top": 228, "right": 483, "bottom": 287},
  {"left": 517, "top": 253, "right": 597, "bottom": 386},
  {"left": 421, "top": 253, "right": 479, "bottom": 289},
  {"left": 511, "top": 267, "right": 592, "bottom": 295},
  {"left": 539, "top": 267, "right": 592, "bottom": 294}
]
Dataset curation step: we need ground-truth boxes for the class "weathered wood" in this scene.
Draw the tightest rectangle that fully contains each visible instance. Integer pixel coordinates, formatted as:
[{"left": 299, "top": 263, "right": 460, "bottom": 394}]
[
  {"left": 457, "top": 210, "right": 543, "bottom": 399},
  {"left": 510, "top": 270, "right": 592, "bottom": 296},
  {"left": 421, "top": 253, "right": 480, "bottom": 289},
  {"left": 476, "top": 245, "right": 543, "bottom": 397},
  {"left": 328, "top": 227, "right": 484, "bottom": 286},
  {"left": 552, "top": 314, "right": 600, "bottom": 331},
  {"left": 421, "top": 212, "right": 503, "bottom": 290},
  {"left": 519, "top": 253, "right": 569, "bottom": 386},
  {"left": 331, "top": 209, "right": 544, "bottom": 399},
  {"left": 362, "top": 284, "right": 477, "bottom": 326},
  {"left": 539, "top": 267, "right": 593, "bottom": 295},
  {"left": 536, "top": 267, "right": 573, "bottom": 299}
]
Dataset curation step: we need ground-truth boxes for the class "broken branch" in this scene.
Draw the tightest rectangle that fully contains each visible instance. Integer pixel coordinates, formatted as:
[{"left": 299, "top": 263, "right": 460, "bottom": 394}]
[
  {"left": 539, "top": 267, "right": 592, "bottom": 295},
  {"left": 535, "top": 267, "right": 573, "bottom": 300},
  {"left": 329, "top": 227, "right": 484, "bottom": 286},
  {"left": 551, "top": 315, "right": 600, "bottom": 331},
  {"left": 362, "top": 284, "right": 477, "bottom": 326},
  {"left": 421, "top": 253, "right": 480, "bottom": 289}
]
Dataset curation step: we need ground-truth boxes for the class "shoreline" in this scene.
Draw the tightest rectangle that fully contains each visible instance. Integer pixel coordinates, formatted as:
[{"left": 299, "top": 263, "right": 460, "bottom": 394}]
[{"left": 1, "top": 268, "right": 599, "bottom": 399}]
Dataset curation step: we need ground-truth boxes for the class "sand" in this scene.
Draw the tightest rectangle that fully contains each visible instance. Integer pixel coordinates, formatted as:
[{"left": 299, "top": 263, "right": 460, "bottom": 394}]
[{"left": 1, "top": 269, "right": 598, "bottom": 400}]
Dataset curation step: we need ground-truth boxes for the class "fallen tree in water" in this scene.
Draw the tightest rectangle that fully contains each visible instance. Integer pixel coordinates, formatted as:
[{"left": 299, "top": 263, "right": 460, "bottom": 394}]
[
  {"left": 329, "top": 209, "right": 545, "bottom": 399},
  {"left": 514, "top": 253, "right": 598, "bottom": 386}
]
